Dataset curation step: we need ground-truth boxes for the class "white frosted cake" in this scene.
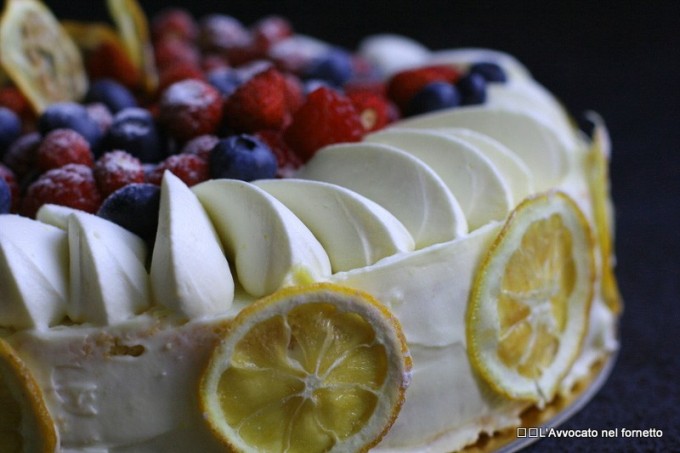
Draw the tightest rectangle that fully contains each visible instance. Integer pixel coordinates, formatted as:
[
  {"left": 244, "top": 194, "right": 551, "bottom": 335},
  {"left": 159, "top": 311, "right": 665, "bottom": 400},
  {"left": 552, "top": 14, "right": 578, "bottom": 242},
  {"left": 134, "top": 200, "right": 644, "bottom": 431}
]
[{"left": 0, "top": 2, "right": 620, "bottom": 452}]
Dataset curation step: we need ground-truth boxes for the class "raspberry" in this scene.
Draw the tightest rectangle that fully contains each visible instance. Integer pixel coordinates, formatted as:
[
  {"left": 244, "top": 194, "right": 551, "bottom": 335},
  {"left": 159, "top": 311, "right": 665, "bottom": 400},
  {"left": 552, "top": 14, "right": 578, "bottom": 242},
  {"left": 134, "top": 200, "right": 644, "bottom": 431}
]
[
  {"left": 151, "top": 8, "right": 198, "bottom": 43},
  {"left": 255, "top": 129, "right": 302, "bottom": 177},
  {"left": 222, "top": 68, "right": 291, "bottom": 133},
  {"left": 21, "top": 164, "right": 102, "bottom": 218},
  {"left": 94, "top": 150, "right": 145, "bottom": 198},
  {"left": 153, "top": 36, "right": 201, "bottom": 70},
  {"left": 0, "top": 86, "right": 34, "bottom": 126},
  {"left": 347, "top": 90, "right": 394, "bottom": 132},
  {"left": 37, "top": 129, "right": 94, "bottom": 172},
  {"left": 0, "top": 163, "right": 20, "bottom": 212},
  {"left": 159, "top": 79, "right": 224, "bottom": 143},
  {"left": 387, "top": 65, "right": 461, "bottom": 112},
  {"left": 252, "top": 16, "right": 293, "bottom": 52},
  {"left": 283, "top": 87, "right": 364, "bottom": 161},
  {"left": 181, "top": 134, "right": 219, "bottom": 161},
  {"left": 147, "top": 153, "right": 209, "bottom": 187}
]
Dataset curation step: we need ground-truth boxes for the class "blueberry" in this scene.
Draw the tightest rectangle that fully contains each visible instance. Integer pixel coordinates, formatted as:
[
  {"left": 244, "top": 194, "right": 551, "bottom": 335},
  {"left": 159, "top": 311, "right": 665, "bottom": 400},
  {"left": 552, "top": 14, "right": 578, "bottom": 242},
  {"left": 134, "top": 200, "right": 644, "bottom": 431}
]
[
  {"left": 97, "top": 183, "right": 161, "bottom": 244},
  {"left": 0, "top": 177, "right": 10, "bottom": 214},
  {"left": 458, "top": 72, "right": 487, "bottom": 105},
  {"left": 303, "top": 48, "right": 354, "bottom": 87},
  {"left": 210, "top": 134, "right": 277, "bottom": 181},
  {"left": 469, "top": 62, "right": 507, "bottom": 83},
  {"left": 406, "top": 82, "right": 461, "bottom": 116},
  {"left": 38, "top": 102, "right": 103, "bottom": 149},
  {"left": 207, "top": 68, "right": 243, "bottom": 97},
  {"left": 85, "top": 79, "right": 138, "bottom": 113},
  {"left": 0, "top": 107, "right": 21, "bottom": 157},
  {"left": 103, "top": 108, "right": 164, "bottom": 163}
]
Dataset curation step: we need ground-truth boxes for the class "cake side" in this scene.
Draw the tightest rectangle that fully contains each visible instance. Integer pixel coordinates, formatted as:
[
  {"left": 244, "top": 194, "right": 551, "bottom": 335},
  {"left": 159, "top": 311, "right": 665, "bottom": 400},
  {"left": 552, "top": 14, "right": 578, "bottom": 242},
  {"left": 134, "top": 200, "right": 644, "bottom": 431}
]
[{"left": 0, "top": 3, "right": 621, "bottom": 452}]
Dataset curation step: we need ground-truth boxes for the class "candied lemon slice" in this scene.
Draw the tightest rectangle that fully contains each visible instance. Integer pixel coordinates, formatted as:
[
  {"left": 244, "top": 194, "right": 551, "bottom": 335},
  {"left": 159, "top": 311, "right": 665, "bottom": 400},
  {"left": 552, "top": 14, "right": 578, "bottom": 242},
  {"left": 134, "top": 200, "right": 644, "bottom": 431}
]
[
  {"left": 0, "top": 337, "right": 58, "bottom": 451},
  {"left": 106, "top": 0, "right": 157, "bottom": 92},
  {"left": 467, "top": 191, "right": 594, "bottom": 405},
  {"left": 200, "top": 283, "right": 411, "bottom": 453},
  {"left": 586, "top": 114, "right": 622, "bottom": 314},
  {"left": 0, "top": 0, "right": 87, "bottom": 112}
]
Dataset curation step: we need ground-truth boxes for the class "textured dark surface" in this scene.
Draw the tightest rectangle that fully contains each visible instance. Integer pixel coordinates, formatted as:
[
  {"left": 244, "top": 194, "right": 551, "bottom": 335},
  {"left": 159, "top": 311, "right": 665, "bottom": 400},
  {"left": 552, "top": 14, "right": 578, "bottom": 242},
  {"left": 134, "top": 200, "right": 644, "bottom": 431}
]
[{"left": 45, "top": 1, "right": 680, "bottom": 451}]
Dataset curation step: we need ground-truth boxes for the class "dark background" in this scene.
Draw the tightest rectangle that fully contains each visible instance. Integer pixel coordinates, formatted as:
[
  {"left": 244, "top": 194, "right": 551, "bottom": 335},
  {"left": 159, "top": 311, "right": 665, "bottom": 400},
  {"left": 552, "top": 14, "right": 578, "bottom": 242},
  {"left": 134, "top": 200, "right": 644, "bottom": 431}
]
[{"left": 46, "top": 1, "right": 680, "bottom": 451}]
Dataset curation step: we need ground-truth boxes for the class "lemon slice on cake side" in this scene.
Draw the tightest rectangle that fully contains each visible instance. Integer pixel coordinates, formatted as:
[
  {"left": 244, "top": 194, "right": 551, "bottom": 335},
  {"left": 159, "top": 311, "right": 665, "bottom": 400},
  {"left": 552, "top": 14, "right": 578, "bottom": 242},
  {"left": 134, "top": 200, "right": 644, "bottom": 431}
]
[
  {"left": 467, "top": 191, "right": 595, "bottom": 405},
  {"left": 586, "top": 114, "right": 622, "bottom": 314},
  {"left": 0, "top": 338, "right": 58, "bottom": 452},
  {"left": 0, "top": 0, "right": 87, "bottom": 112},
  {"left": 199, "top": 283, "right": 411, "bottom": 453}
]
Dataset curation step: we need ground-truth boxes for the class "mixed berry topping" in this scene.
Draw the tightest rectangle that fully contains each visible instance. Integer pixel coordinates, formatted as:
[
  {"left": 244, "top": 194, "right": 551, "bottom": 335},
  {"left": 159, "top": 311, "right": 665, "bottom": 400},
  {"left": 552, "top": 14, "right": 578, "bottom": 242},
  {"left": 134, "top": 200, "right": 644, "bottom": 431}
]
[{"left": 0, "top": 4, "right": 507, "bottom": 241}]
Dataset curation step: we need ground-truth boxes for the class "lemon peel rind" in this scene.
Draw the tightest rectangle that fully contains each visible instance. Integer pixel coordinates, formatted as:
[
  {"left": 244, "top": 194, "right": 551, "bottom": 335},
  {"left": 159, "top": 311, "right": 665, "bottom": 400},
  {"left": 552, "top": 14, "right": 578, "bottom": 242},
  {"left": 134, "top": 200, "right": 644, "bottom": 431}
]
[
  {"left": 199, "top": 283, "right": 412, "bottom": 453},
  {"left": 0, "top": 337, "right": 59, "bottom": 452},
  {"left": 466, "top": 191, "right": 595, "bottom": 405}
]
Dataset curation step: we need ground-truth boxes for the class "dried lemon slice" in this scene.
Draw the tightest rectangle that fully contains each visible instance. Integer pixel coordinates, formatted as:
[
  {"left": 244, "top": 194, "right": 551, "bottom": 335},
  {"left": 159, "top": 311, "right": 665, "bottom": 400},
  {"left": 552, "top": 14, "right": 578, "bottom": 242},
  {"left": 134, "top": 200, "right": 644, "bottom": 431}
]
[
  {"left": 199, "top": 283, "right": 411, "bottom": 453},
  {"left": 586, "top": 114, "right": 623, "bottom": 314},
  {"left": 0, "top": 337, "right": 58, "bottom": 451},
  {"left": 0, "top": 0, "right": 87, "bottom": 112},
  {"left": 467, "top": 191, "right": 594, "bottom": 405},
  {"left": 106, "top": 0, "right": 157, "bottom": 93}
]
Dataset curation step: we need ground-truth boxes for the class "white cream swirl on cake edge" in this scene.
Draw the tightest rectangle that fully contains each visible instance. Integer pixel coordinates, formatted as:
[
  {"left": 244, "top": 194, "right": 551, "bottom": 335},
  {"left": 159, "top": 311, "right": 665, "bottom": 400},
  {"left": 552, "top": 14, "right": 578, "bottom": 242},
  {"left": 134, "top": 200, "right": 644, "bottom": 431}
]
[{"left": 0, "top": 41, "right": 619, "bottom": 452}]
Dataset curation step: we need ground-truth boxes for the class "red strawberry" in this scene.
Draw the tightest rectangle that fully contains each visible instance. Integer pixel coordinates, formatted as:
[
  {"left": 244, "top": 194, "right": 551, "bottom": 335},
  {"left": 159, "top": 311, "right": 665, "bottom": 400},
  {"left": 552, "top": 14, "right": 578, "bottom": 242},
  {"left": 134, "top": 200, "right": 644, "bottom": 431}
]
[
  {"left": 387, "top": 65, "right": 461, "bottom": 111},
  {"left": 255, "top": 129, "right": 302, "bottom": 177},
  {"left": 37, "top": 129, "right": 94, "bottom": 172},
  {"left": 222, "top": 67, "right": 290, "bottom": 133},
  {"left": 147, "top": 153, "right": 209, "bottom": 187},
  {"left": 0, "top": 163, "right": 20, "bottom": 212},
  {"left": 283, "top": 87, "right": 364, "bottom": 161},
  {"left": 347, "top": 90, "right": 395, "bottom": 132},
  {"left": 159, "top": 79, "right": 223, "bottom": 143},
  {"left": 94, "top": 150, "right": 145, "bottom": 197},
  {"left": 21, "top": 164, "right": 102, "bottom": 218}
]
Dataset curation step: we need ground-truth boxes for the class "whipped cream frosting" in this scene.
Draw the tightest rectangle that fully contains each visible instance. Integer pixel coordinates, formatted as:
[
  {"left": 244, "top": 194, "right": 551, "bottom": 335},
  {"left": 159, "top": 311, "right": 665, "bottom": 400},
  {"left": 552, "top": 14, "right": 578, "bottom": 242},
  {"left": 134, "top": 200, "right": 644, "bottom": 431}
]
[{"left": 0, "top": 38, "right": 619, "bottom": 452}]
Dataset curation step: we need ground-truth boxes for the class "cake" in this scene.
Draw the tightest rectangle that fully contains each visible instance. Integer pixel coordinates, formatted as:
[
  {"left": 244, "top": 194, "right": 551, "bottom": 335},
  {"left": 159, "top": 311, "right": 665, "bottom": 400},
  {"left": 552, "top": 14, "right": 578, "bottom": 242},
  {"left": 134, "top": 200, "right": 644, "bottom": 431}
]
[{"left": 0, "top": 1, "right": 621, "bottom": 452}]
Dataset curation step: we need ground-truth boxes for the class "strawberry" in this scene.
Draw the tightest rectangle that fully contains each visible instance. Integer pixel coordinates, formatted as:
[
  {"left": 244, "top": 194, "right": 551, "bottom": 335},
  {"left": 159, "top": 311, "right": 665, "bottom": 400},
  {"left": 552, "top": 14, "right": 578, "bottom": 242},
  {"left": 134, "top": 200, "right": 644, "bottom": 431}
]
[
  {"left": 21, "top": 164, "right": 102, "bottom": 218},
  {"left": 159, "top": 79, "right": 224, "bottom": 143},
  {"left": 386, "top": 65, "right": 461, "bottom": 112},
  {"left": 147, "top": 153, "right": 209, "bottom": 187},
  {"left": 222, "top": 67, "right": 290, "bottom": 133},
  {"left": 283, "top": 87, "right": 364, "bottom": 161},
  {"left": 347, "top": 90, "right": 395, "bottom": 132},
  {"left": 37, "top": 129, "right": 94, "bottom": 172},
  {"left": 153, "top": 36, "right": 201, "bottom": 70},
  {"left": 255, "top": 129, "right": 302, "bottom": 177},
  {"left": 94, "top": 150, "right": 145, "bottom": 197}
]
